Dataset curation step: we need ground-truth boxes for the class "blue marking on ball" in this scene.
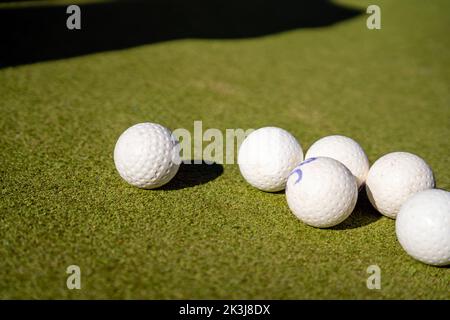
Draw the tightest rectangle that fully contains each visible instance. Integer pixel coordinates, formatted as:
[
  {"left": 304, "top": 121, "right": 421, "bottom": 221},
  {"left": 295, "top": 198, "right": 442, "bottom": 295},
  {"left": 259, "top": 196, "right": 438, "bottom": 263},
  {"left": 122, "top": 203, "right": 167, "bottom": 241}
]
[{"left": 289, "top": 157, "right": 317, "bottom": 184}]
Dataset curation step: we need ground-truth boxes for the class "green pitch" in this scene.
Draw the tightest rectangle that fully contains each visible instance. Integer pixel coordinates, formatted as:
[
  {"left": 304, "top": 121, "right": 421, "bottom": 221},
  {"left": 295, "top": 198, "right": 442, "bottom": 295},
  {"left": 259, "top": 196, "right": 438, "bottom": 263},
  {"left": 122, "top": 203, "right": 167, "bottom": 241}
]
[{"left": 0, "top": 0, "right": 449, "bottom": 299}]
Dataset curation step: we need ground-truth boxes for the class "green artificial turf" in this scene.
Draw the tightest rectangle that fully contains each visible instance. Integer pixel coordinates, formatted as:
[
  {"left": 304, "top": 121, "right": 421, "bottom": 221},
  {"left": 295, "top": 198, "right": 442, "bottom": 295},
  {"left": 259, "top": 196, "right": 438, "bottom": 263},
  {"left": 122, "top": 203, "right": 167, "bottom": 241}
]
[{"left": 0, "top": 0, "right": 449, "bottom": 299}]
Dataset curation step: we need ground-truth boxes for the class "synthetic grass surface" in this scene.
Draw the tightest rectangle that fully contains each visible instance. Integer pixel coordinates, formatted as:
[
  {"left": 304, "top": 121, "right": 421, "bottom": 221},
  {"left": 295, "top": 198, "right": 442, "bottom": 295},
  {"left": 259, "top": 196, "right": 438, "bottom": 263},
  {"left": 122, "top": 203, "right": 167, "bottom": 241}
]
[{"left": 0, "top": 0, "right": 449, "bottom": 299}]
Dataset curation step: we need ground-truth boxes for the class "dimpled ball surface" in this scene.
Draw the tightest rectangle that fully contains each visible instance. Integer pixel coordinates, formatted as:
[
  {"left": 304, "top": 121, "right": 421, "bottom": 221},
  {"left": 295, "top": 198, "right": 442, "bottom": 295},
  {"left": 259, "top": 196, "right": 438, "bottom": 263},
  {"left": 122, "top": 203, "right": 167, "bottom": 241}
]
[
  {"left": 114, "top": 123, "right": 180, "bottom": 189},
  {"left": 366, "top": 152, "right": 434, "bottom": 219},
  {"left": 238, "top": 127, "right": 303, "bottom": 192},
  {"left": 305, "top": 135, "right": 369, "bottom": 188},
  {"left": 285, "top": 157, "right": 358, "bottom": 228},
  {"left": 396, "top": 189, "right": 450, "bottom": 266}
]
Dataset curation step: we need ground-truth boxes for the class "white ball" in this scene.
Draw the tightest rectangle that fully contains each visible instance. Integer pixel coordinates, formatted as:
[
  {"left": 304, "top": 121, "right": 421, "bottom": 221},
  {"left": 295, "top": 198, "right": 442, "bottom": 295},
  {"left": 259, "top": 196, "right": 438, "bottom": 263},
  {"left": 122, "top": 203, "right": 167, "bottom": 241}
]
[
  {"left": 238, "top": 127, "right": 303, "bottom": 192},
  {"left": 114, "top": 123, "right": 180, "bottom": 189},
  {"left": 396, "top": 189, "right": 450, "bottom": 266},
  {"left": 366, "top": 152, "right": 434, "bottom": 219},
  {"left": 285, "top": 157, "right": 358, "bottom": 228},
  {"left": 305, "top": 135, "right": 369, "bottom": 188}
]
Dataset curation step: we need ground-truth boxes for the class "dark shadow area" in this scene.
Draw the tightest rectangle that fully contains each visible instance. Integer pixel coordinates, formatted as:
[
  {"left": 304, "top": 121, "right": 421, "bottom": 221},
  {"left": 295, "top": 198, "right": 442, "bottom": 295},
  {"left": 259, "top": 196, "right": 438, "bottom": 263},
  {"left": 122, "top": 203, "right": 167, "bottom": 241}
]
[
  {"left": 0, "top": 0, "right": 363, "bottom": 67},
  {"left": 159, "top": 161, "right": 223, "bottom": 190},
  {"left": 331, "top": 189, "right": 381, "bottom": 230}
]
